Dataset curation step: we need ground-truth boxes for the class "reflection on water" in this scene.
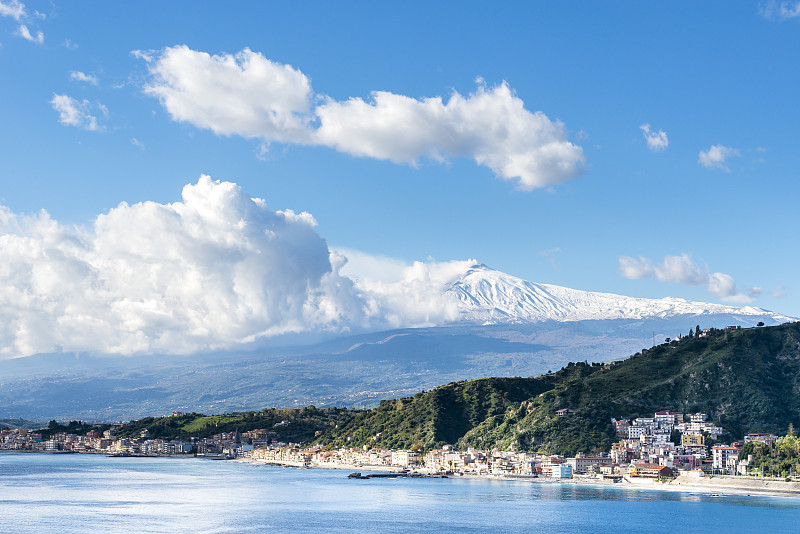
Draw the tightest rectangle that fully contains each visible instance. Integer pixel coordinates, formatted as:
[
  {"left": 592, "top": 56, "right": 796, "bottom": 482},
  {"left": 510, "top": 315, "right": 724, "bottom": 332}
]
[{"left": 2, "top": 453, "right": 800, "bottom": 533}]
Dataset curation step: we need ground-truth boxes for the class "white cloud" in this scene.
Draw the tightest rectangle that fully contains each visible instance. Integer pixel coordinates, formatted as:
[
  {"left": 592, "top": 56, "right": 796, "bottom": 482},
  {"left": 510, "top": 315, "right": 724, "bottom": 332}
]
[
  {"left": 346, "top": 258, "right": 468, "bottom": 328},
  {"left": 143, "top": 46, "right": 313, "bottom": 143},
  {"left": 335, "top": 247, "right": 409, "bottom": 284},
  {"left": 131, "top": 137, "right": 145, "bottom": 149},
  {"left": 314, "top": 82, "right": 585, "bottom": 190},
  {"left": 0, "top": 176, "right": 372, "bottom": 357},
  {"left": 140, "top": 46, "right": 585, "bottom": 191},
  {"left": 334, "top": 248, "right": 477, "bottom": 327},
  {"left": 698, "top": 144, "right": 740, "bottom": 171},
  {"left": 0, "top": 0, "right": 25, "bottom": 20},
  {"left": 15, "top": 23, "right": 42, "bottom": 43},
  {"left": 760, "top": 1, "right": 800, "bottom": 19},
  {"left": 0, "top": 177, "right": 480, "bottom": 357},
  {"left": 639, "top": 123, "right": 668, "bottom": 151},
  {"left": 70, "top": 70, "right": 98, "bottom": 85},
  {"left": 50, "top": 94, "right": 105, "bottom": 131},
  {"left": 619, "top": 253, "right": 759, "bottom": 303}
]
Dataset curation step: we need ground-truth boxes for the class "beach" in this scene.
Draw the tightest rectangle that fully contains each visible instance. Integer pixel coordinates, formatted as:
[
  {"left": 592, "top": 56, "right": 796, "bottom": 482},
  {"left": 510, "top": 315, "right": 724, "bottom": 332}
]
[{"left": 238, "top": 456, "right": 800, "bottom": 498}]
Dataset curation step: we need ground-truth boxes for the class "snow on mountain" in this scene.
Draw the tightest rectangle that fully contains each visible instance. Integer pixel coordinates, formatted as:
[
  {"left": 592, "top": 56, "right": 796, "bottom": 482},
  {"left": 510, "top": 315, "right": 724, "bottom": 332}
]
[{"left": 445, "top": 263, "right": 794, "bottom": 325}]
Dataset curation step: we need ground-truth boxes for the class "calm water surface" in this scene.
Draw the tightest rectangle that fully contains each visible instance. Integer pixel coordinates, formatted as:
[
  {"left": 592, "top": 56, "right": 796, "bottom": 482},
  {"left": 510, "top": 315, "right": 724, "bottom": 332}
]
[{"left": 2, "top": 453, "right": 800, "bottom": 533}]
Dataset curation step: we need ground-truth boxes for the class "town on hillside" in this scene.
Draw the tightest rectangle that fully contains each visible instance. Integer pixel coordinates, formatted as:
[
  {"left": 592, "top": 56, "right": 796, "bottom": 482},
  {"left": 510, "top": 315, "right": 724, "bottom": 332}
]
[{"left": 1, "top": 409, "right": 788, "bottom": 480}]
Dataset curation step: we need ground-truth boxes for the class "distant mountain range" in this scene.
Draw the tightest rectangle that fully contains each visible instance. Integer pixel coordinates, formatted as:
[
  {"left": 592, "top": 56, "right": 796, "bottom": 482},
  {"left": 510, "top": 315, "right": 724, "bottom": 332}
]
[{"left": 0, "top": 264, "right": 793, "bottom": 422}]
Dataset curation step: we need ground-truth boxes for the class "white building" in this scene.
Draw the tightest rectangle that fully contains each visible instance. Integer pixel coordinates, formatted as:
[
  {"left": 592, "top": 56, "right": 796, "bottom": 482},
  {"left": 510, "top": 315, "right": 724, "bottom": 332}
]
[
  {"left": 628, "top": 426, "right": 648, "bottom": 439},
  {"left": 391, "top": 450, "right": 421, "bottom": 467},
  {"left": 712, "top": 445, "right": 741, "bottom": 471},
  {"left": 550, "top": 463, "right": 573, "bottom": 478}
]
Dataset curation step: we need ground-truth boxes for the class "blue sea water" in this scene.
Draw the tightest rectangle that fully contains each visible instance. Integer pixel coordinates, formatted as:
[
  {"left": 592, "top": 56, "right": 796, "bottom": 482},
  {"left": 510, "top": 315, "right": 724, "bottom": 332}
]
[{"left": 2, "top": 453, "right": 800, "bottom": 533}]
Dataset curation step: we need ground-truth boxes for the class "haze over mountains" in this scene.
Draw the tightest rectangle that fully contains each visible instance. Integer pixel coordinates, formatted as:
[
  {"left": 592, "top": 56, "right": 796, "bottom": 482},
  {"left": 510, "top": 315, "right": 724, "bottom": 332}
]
[{"left": 0, "top": 261, "right": 792, "bottom": 422}]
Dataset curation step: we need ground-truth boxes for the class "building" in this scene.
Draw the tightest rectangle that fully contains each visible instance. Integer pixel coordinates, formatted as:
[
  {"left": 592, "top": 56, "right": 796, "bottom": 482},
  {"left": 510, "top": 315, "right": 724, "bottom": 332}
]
[
  {"left": 712, "top": 444, "right": 742, "bottom": 471},
  {"left": 629, "top": 464, "right": 674, "bottom": 478},
  {"left": 655, "top": 411, "right": 682, "bottom": 426},
  {"left": 681, "top": 434, "right": 704, "bottom": 447},
  {"left": 540, "top": 456, "right": 565, "bottom": 477},
  {"left": 391, "top": 450, "right": 421, "bottom": 467},
  {"left": 550, "top": 463, "right": 573, "bottom": 478},
  {"left": 613, "top": 419, "right": 631, "bottom": 438},
  {"left": 610, "top": 442, "right": 636, "bottom": 464},
  {"left": 744, "top": 433, "right": 778, "bottom": 445},
  {"left": 567, "top": 454, "right": 612, "bottom": 474},
  {"left": 627, "top": 426, "right": 648, "bottom": 439}
]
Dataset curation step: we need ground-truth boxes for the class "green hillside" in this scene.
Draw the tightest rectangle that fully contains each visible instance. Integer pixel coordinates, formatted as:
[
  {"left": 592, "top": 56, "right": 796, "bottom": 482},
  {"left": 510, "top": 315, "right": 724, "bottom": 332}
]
[
  {"left": 315, "top": 322, "right": 800, "bottom": 456},
  {"left": 110, "top": 406, "right": 362, "bottom": 442}
]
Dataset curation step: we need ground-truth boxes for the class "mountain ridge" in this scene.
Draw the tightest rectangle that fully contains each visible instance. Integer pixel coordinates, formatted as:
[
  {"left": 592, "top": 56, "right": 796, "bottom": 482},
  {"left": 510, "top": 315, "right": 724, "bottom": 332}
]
[
  {"left": 444, "top": 262, "right": 792, "bottom": 325},
  {"left": 315, "top": 321, "right": 800, "bottom": 456}
]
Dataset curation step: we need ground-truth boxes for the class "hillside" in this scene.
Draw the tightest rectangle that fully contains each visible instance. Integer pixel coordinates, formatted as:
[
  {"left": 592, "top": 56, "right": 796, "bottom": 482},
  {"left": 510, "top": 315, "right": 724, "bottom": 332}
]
[
  {"left": 113, "top": 406, "right": 362, "bottom": 443},
  {"left": 315, "top": 322, "right": 800, "bottom": 455}
]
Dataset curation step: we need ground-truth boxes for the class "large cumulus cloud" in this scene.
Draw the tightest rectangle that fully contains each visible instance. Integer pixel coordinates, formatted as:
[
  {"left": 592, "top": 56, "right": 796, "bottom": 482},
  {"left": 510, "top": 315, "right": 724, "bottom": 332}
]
[
  {"left": 0, "top": 176, "right": 369, "bottom": 357},
  {"left": 0, "top": 176, "right": 474, "bottom": 358},
  {"left": 139, "top": 46, "right": 585, "bottom": 191}
]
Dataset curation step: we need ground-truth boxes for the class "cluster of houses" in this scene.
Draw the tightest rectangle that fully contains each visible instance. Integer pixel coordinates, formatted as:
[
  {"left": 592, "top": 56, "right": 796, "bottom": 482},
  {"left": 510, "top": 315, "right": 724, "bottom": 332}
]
[
  {"left": 1, "top": 409, "right": 780, "bottom": 479},
  {"left": 251, "top": 442, "right": 609, "bottom": 478},
  {"left": 248, "top": 410, "right": 778, "bottom": 479},
  {"left": 0, "top": 425, "right": 261, "bottom": 459},
  {"left": 605, "top": 411, "right": 774, "bottom": 476}
]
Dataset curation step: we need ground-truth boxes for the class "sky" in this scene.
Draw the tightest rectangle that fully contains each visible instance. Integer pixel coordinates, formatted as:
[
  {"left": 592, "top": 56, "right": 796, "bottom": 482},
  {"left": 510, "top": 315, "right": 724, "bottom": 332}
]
[{"left": 0, "top": 1, "right": 799, "bottom": 357}]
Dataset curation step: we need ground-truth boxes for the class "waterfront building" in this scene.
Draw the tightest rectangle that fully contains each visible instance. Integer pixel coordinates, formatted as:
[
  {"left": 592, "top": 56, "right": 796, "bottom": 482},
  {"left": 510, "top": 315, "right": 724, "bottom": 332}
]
[
  {"left": 712, "top": 444, "right": 742, "bottom": 472},
  {"left": 567, "top": 454, "right": 612, "bottom": 474}
]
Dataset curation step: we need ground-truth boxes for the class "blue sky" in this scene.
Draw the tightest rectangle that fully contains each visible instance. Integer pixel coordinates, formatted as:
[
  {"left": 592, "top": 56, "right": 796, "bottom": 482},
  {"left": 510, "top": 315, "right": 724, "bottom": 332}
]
[{"left": 0, "top": 1, "right": 799, "bottom": 355}]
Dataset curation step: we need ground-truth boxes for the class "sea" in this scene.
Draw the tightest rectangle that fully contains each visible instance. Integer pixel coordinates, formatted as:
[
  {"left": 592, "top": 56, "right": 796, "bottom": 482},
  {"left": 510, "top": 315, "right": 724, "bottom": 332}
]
[{"left": 2, "top": 453, "right": 800, "bottom": 533}]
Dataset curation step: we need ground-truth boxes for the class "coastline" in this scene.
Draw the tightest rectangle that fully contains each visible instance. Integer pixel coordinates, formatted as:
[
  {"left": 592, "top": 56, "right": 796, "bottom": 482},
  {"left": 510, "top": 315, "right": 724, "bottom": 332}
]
[
  {"left": 236, "top": 457, "right": 800, "bottom": 498},
  {"left": 8, "top": 450, "right": 799, "bottom": 499}
]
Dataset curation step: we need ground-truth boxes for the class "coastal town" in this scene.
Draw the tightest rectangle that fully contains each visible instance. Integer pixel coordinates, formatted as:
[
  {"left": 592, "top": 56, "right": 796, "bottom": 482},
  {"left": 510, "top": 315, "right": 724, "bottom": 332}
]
[{"left": 0, "top": 409, "right": 785, "bottom": 481}]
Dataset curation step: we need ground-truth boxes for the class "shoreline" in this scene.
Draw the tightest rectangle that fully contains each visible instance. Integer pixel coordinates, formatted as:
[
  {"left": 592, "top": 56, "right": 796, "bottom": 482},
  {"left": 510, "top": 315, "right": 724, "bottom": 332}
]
[
  {"left": 236, "top": 457, "right": 800, "bottom": 498},
  {"left": 7, "top": 450, "right": 799, "bottom": 499}
]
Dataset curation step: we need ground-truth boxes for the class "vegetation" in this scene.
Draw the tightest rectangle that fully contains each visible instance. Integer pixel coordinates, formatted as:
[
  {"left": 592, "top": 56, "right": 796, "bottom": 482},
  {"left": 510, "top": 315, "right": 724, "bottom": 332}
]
[
  {"left": 313, "top": 373, "right": 572, "bottom": 451},
  {"left": 39, "top": 420, "right": 111, "bottom": 440},
  {"left": 315, "top": 322, "right": 800, "bottom": 456},
  {"left": 112, "top": 406, "right": 361, "bottom": 443},
  {"left": 0, "top": 418, "right": 45, "bottom": 430},
  {"left": 740, "top": 427, "right": 800, "bottom": 478}
]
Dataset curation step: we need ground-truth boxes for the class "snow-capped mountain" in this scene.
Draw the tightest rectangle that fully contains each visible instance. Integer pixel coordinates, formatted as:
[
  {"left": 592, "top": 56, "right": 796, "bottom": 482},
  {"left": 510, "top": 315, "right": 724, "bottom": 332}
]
[{"left": 446, "top": 263, "right": 794, "bottom": 325}]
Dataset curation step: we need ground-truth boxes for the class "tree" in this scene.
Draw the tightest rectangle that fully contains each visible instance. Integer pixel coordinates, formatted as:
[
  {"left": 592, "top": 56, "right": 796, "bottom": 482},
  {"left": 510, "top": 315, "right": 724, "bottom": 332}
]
[
  {"left": 695, "top": 325, "right": 701, "bottom": 336},
  {"left": 757, "top": 321, "right": 765, "bottom": 327}
]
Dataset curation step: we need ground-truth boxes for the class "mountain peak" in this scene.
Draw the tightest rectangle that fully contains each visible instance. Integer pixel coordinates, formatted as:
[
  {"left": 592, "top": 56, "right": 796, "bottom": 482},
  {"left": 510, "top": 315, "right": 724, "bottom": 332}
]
[{"left": 444, "top": 262, "right": 793, "bottom": 325}]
